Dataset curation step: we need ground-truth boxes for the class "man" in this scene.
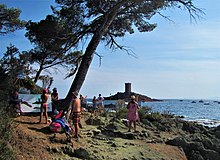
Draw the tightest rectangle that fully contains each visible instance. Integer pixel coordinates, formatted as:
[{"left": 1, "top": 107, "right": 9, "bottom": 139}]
[
  {"left": 51, "top": 87, "right": 59, "bottom": 114},
  {"left": 70, "top": 91, "right": 81, "bottom": 138}
]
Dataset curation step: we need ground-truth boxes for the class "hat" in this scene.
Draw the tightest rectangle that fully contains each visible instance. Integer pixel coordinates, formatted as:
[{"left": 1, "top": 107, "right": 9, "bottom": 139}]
[
  {"left": 43, "top": 88, "right": 48, "bottom": 93},
  {"left": 53, "top": 87, "right": 57, "bottom": 91},
  {"left": 72, "top": 91, "right": 78, "bottom": 97},
  {"left": 131, "top": 95, "right": 136, "bottom": 100}
]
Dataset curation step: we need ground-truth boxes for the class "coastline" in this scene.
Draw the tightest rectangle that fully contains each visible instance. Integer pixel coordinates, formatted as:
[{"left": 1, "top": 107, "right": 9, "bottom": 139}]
[{"left": 11, "top": 109, "right": 220, "bottom": 160}]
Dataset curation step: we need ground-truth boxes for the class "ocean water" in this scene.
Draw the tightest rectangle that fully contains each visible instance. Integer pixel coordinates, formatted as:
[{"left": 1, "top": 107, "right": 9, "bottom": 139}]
[
  {"left": 89, "top": 99, "right": 220, "bottom": 127},
  {"left": 141, "top": 99, "right": 220, "bottom": 127}
]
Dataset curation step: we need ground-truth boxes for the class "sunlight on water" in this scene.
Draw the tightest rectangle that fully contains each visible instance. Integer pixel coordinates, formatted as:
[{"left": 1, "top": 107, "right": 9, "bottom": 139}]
[{"left": 142, "top": 99, "right": 220, "bottom": 127}]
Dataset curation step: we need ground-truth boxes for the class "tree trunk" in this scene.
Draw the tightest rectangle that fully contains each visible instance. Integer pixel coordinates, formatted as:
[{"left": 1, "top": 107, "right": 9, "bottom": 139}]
[
  {"left": 34, "top": 66, "right": 43, "bottom": 83},
  {"left": 62, "top": 0, "right": 129, "bottom": 107}
]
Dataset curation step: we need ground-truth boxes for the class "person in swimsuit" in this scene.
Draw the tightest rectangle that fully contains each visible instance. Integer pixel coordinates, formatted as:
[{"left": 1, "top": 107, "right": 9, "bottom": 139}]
[
  {"left": 39, "top": 88, "right": 49, "bottom": 124},
  {"left": 127, "top": 95, "right": 140, "bottom": 132},
  {"left": 70, "top": 91, "right": 81, "bottom": 138}
]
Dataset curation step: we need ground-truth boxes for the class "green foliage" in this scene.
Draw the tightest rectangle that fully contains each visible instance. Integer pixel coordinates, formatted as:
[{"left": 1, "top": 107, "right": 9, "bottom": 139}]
[
  {"left": 138, "top": 107, "right": 151, "bottom": 120},
  {"left": 0, "top": 104, "right": 15, "bottom": 160},
  {"left": 115, "top": 107, "right": 127, "bottom": 119},
  {"left": 146, "top": 112, "right": 164, "bottom": 122},
  {"left": 25, "top": 15, "right": 82, "bottom": 82},
  {"left": 0, "top": 44, "right": 33, "bottom": 90},
  {"left": 0, "top": 72, "right": 16, "bottom": 159},
  {"left": 53, "top": 0, "right": 159, "bottom": 49},
  {"left": 115, "top": 106, "right": 166, "bottom": 123},
  {"left": 0, "top": 4, "right": 26, "bottom": 35},
  {"left": 0, "top": 140, "right": 16, "bottom": 160}
]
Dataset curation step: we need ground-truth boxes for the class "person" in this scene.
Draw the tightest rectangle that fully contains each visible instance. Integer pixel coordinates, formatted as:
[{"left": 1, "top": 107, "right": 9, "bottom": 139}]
[
  {"left": 97, "top": 94, "right": 104, "bottom": 113},
  {"left": 97, "top": 94, "right": 104, "bottom": 112},
  {"left": 51, "top": 87, "right": 59, "bottom": 114},
  {"left": 9, "top": 89, "right": 32, "bottom": 115},
  {"left": 39, "top": 88, "right": 49, "bottom": 124},
  {"left": 92, "top": 96, "right": 97, "bottom": 115},
  {"left": 127, "top": 95, "right": 140, "bottom": 132},
  {"left": 9, "top": 90, "right": 22, "bottom": 115},
  {"left": 70, "top": 91, "right": 81, "bottom": 138},
  {"left": 80, "top": 94, "right": 87, "bottom": 111}
]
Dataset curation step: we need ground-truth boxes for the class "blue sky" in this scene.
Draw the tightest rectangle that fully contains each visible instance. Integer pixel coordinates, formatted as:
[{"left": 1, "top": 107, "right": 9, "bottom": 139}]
[{"left": 1, "top": 0, "right": 220, "bottom": 99}]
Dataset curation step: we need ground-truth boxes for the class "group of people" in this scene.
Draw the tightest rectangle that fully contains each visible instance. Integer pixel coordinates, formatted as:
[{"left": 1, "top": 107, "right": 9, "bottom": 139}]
[
  {"left": 10, "top": 87, "right": 140, "bottom": 139},
  {"left": 91, "top": 94, "right": 105, "bottom": 114},
  {"left": 37, "top": 88, "right": 106, "bottom": 139},
  {"left": 38, "top": 87, "right": 59, "bottom": 124}
]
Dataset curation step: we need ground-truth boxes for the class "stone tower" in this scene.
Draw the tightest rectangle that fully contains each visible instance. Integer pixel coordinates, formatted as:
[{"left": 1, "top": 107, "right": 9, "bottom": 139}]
[{"left": 125, "top": 83, "right": 131, "bottom": 95}]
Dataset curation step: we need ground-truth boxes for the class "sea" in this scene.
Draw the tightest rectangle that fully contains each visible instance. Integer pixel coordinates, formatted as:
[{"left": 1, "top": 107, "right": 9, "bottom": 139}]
[{"left": 102, "top": 99, "right": 220, "bottom": 128}]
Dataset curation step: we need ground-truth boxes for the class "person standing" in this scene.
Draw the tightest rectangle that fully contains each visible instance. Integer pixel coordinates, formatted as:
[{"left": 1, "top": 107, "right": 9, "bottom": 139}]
[
  {"left": 70, "top": 91, "right": 81, "bottom": 138},
  {"left": 80, "top": 94, "right": 87, "bottom": 111},
  {"left": 98, "top": 94, "right": 104, "bottom": 109},
  {"left": 92, "top": 96, "right": 97, "bottom": 115},
  {"left": 39, "top": 88, "right": 49, "bottom": 124},
  {"left": 127, "top": 95, "right": 140, "bottom": 132},
  {"left": 51, "top": 87, "right": 59, "bottom": 114}
]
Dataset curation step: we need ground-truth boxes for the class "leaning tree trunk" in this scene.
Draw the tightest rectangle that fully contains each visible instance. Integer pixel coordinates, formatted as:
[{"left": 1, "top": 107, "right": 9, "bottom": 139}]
[
  {"left": 34, "top": 64, "right": 43, "bottom": 83},
  {"left": 61, "top": 0, "right": 130, "bottom": 108}
]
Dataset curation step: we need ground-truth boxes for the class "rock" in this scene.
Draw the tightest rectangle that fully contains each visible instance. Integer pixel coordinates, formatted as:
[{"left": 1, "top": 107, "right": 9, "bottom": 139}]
[
  {"left": 85, "top": 116, "right": 106, "bottom": 125},
  {"left": 92, "top": 129, "right": 101, "bottom": 136},
  {"left": 166, "top": 135, "right": 220, "bottom": 160}
]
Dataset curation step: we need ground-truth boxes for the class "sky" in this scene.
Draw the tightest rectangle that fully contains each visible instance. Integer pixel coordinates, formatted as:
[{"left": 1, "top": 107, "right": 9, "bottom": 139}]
[{"left": 0, "top": 0, "right": 220, "bottom": 100}]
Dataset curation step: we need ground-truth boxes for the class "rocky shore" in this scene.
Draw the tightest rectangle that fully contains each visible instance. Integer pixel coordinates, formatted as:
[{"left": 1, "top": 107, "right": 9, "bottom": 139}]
[{"left": 11, "top": 111, "right": 220, "bottom": 160}]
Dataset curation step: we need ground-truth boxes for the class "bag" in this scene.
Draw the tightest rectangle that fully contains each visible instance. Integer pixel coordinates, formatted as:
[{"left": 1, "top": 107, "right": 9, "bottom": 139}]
[{"left": 49, "top": 122, "right": 63, "bottom": 133}]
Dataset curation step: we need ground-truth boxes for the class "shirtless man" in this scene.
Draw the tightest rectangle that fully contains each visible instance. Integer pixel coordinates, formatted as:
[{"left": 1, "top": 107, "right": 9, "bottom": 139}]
[{"left": 70, "top": 91, "right": 81, "bottom": 138}]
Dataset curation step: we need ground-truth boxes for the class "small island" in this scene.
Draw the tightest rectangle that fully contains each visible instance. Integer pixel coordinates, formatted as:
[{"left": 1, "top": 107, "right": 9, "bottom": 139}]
[{"left": 104, "top": 83, "right": 161, "bottom": 102}]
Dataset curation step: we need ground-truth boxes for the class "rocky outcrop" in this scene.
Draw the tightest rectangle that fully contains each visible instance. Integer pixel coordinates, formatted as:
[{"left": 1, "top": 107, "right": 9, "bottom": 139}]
[
  {"left": 104, "top": 91, "right": 160, "bottom": 102},
  {"left": 13, "top": 110, "right": 220, "bottom": 160},
  {"left": 104, "top": 83, "right": 160, "bottom": 102}
]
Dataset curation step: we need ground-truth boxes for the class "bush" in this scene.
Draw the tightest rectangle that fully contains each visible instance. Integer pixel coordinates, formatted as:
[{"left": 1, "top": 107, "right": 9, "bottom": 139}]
[
  {"left": 115, "top": 107, "right": 127, "bottom": 119},
  {"left": 145, "top": 112, "right": 164, "bottom": 122},
  {"left": 0, "top": 139, "right": 15, "bottom": 160},
  {"left": 138, "top": 107, "right": 151, "bottom": 120},
  {"left": 0, "top": 73, "right": 16, "bottom": 159}
]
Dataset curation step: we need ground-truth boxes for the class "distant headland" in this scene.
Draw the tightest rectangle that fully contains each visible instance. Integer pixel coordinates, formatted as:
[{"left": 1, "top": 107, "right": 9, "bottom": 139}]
[{"left": 104, "top": 83, "right": 161, "bottom": 102}]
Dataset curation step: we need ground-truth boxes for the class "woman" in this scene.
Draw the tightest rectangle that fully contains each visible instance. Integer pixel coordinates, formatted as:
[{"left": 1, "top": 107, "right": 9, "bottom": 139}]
[
  {"left": 39, "top": 88, "right": 49, "bottom": 124},
  {"left": 127, "top": 95, "right": 140, "bottom": 132}
]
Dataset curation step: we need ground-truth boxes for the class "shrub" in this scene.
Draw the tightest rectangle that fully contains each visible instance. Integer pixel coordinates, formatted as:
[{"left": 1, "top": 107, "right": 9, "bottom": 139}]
[
  {"left": 0, "top": 72, "right": 16, "bottom": 159},
  {"left": 115, "top": 107, "right": 127, "bottom": 119},
  {"left": 138, "top": 107, "right": 151, "bottom": 120}
]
